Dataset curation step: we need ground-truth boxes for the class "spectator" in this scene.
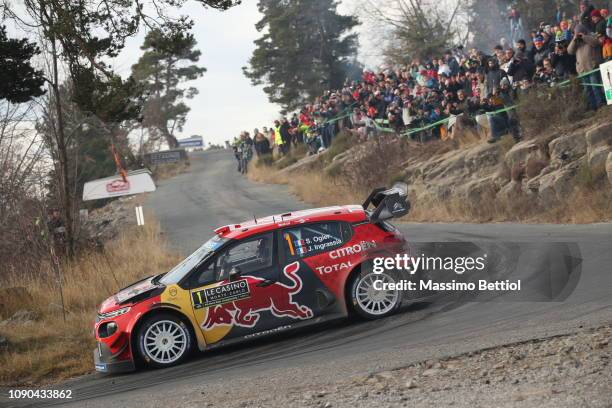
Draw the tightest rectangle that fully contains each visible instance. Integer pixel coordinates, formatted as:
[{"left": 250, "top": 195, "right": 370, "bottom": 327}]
[
  {"left": 531, "top": 35, "right": 549, "bottom": 66},
  {"left": 507, "top": 51, "right": 535, "bottom": 82},
  {"left": 515, "top": 39, "right": 528, "bottom": 55},
  {"left": 253, "top": 128, "right": 270, "bottom": 156},
  {"left": 246, "top": 7, "right": 608, "bottom": 163},
  {"left": 568, "top": 24, "right": 605, "bottom": 109},
  {"left": 602, "top": 32, "right": 612, "bottom": 61},
  {"left": 485, "top": 58, "right": 507, "bottom": 95},
  {"left": 550, "top": 42, "right": 577, "bottom": 78},
  {"left": 280, "top": 117, "right": 292, "bottom": 151},
  {"left": 591, "top": 9, "right": 606, "bottom": 36},
  {"left": 579, "top": 0, "right": 596, "bottom": 31}
]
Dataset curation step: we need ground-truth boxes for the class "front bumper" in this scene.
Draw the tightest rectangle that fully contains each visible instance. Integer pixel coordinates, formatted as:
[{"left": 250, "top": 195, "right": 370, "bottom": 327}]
[{"left": 93, "top": 341, "right": 135, "bottom": 374}]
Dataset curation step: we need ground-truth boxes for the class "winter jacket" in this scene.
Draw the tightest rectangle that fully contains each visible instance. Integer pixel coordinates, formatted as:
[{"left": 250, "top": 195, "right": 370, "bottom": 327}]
[
  {"left": 532, "top": 47, "right": 549, "bottom": 67},
  {"left": 567, "top": 34, "right": 602, "bottom": 74},
  {"left": 507, "top": 58, "right": 535, "bottom": 82},
  {"left": 593, "top": 18, "right": 606, "bottom": 36},
  {"left": 485, "top": 68, "right": 507, "bottom": 95},
  {"left": 550, "top": 53, "right": 577, "bottom": 78}
]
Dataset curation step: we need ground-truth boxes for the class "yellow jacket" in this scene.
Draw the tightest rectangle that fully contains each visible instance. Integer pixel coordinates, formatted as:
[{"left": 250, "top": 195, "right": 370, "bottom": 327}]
[{"left": 274, "top": 126, "right": 284, "bottom": 145}]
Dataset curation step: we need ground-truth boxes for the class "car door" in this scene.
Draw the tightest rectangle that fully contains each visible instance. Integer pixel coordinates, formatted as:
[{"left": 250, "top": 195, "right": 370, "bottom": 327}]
[
  {"left": 278, "top": 222, "right": 351, "bottom": 317},
  {"left": 187, "top": 232, "right": 311, "bottom": 345}
]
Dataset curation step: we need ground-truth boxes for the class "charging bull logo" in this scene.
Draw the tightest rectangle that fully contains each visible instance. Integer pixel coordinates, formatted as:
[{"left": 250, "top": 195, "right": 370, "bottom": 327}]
[{"left": 202, "top": 261, "right": 313, "bottom": 330}]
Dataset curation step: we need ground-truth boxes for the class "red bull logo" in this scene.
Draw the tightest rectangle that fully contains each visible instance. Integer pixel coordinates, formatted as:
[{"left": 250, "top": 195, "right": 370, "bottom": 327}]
[{"left": 202, "top": 262, "right": 313, "bottom": 330}]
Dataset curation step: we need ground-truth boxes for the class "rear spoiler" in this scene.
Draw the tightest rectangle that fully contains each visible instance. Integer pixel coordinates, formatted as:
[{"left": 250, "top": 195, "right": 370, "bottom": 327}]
[{"left": 362, "top": 183, "right": 410, "bottom": 223}]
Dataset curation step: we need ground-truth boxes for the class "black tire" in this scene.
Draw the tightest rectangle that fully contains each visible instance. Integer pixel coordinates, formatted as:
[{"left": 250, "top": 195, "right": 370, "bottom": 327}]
[
  {"left": 136, "top": 312, "right": 194, "bottom": 369},
  {"left": 348, "top": 268, "right": 402, "bottom": 320}
]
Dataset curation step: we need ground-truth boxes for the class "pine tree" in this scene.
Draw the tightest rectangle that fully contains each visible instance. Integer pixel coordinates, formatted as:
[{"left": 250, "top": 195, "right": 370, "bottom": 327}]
[
  {"left": 0, "top": 26, "right": 45, "bottom": 103},
  {"left": 244, "top": 0, "right": 360, "bottom": 111},
  {"left": 132, "top": 23, "right": 206, "bottom": 149}
]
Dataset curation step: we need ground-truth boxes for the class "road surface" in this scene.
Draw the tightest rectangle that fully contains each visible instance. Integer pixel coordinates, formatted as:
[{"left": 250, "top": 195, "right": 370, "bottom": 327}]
[{"left": 6, "top": 150, "right": 611, "bottom": 408}]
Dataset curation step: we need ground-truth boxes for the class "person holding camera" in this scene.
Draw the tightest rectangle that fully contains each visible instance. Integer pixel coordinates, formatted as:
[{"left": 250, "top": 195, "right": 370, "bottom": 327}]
[{"left": 568, "top": 24, "right": 605, "bottom": 109}]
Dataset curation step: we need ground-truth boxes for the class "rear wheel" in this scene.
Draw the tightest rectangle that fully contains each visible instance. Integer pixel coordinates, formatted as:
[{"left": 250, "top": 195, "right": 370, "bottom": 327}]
[
  {"left": 136, "top": 313, "right": 193, "bottom": 369},
  {"left": 349, "top": 270, "right": 401, "bottom": 319}
]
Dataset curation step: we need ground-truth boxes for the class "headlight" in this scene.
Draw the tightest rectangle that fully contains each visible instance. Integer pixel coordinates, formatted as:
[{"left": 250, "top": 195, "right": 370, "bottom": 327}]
[{"left": 97, "top": 306, "right": 130, "bottom": 320}]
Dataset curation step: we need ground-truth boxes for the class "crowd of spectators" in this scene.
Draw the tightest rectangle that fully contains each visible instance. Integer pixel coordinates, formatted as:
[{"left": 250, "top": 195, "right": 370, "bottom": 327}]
[{"left": 235, "top": 1, "right": 611, "bottom": 164}]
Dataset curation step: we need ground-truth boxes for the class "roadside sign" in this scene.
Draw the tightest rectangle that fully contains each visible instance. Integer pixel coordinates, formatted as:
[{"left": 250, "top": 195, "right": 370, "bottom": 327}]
[
  {"left": 83, "top": 169, "right": 156, "bottom": 201},
  {"left": 144, "top": 149, "right": 187, "bottom": 165},
  {"left": 601, "top": 61, "right": 612, "bottom": 105},
  {"left": 178, "top": 135, "right": 204, "bottom": 148}
]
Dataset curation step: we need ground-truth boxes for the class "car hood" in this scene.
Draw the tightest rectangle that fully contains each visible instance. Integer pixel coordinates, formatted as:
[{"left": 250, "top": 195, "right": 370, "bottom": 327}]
[{"left": 99, "top": 276, "right": 162, "bottom": 314}]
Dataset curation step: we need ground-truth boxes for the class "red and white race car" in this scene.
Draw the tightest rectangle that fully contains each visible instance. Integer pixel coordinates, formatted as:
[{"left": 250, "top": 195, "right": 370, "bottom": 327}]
[{"left": 94, "top": 184, "right": 411, "bottom": 373}]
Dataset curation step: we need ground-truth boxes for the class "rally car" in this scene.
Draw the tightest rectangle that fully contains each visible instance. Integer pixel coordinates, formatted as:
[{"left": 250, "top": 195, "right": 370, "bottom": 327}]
[{"left": 93, "top": 184, "right": 411, "bottom": 373}]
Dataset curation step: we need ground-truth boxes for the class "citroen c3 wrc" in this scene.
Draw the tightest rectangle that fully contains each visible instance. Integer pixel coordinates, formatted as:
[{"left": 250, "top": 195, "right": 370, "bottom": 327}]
[{"left": 93, "top": 184, "right": 411, "bottom": 373}]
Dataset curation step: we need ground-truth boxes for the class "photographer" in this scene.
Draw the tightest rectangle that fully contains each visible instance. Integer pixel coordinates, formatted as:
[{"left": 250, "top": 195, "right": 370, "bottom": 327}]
[
  {"left": 507, "top": 51, "right": 535, "bottom": 82},
  {"left": 568, "top": 24, "right": 605, "bottom": 109},
  {"left": 550, "top": 42, "right": 577, "bottom": 78}
]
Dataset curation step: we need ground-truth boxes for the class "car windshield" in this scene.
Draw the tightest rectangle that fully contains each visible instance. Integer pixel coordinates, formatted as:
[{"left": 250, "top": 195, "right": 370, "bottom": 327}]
[{"left": 159, "top": 235, "right": 227, "bottom": 285}]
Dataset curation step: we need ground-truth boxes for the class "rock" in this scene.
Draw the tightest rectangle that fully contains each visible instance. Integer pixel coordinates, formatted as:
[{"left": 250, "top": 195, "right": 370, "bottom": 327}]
[
  {"left": 0, "top": 309, "right": 36, "bottom": 327},
  {"left": 534, "top": 165, "right": 579, "bottom": 207},
  {"left": 585, "top": 122, "right": 612, "bottom": 149},
  {"left": 374, "top": 371, "right": 394, "bottom": 381},
  {"left": 404, "top": 379, "right": 418, "bottom": 389},
  {"left": 422, "top": 368, "right": 441, "bottom": 377},
  {"left": 606, "top": 152, "right": 612, "bottom": 186},
  {"left": 497, "top": 180, "right": 523, "bottom": 201},
  {"left": 505, "top": 139, "right": 540, "bottom": 167},
  {"left": 587, "top": 146, "right": 611, "bottom": 177},
  {"left": 464, "top": 177, "right": 497, "bottom": 203},
  {"left": 548, "top": 132, "right": 587, "bottom": 166}
]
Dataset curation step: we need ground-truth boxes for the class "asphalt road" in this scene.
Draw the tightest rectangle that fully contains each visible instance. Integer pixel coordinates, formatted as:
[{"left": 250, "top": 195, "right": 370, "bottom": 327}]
[{"left": 5, "top": 150, "right": 611, "bottom": 408}]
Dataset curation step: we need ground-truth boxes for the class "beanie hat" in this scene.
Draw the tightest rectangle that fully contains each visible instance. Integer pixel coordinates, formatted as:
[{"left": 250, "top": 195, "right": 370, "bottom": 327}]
[
  {"left": 574, "top": 24, "right": 589, "bottom": 34},
  {"left": 590, "top": 9, "right": 601, "bottom": 18}
]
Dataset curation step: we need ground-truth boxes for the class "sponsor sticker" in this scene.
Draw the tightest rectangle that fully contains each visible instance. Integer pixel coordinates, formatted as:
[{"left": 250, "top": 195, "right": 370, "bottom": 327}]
[
  {"left": 192, "top": 279, "right": 250, "bottom": 309},
  {"left": 315, "top": 261, "right": 352, "bottom": 275},
  {"left": 243, "top": 325, "right": 292, "bottom": 339}
]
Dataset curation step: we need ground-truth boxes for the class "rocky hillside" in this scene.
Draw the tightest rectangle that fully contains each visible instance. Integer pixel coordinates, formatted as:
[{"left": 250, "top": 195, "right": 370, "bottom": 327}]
[
  {"left": 399, "top": 120, "right": 611, "bottom": 220},
  {"left": 252, "top": 112, "right": 612, "bottom": 223}
]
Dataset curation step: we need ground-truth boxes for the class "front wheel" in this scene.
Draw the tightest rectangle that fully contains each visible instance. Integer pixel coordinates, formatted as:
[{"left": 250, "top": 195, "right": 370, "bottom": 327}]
[
  {"left": 349, "top": 271, "right": 401, "bottom": 319},
  {"left": 136, "top": 313, "right": 193, "bottom": 369}
]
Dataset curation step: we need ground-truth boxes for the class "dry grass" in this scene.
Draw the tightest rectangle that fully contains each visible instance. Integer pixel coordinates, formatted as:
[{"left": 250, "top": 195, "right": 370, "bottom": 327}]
[
  {"left": 405, "top": 182, "right": 611, "bottom": 223},
  {"left": 0, "top": 221, "right": 181, "bottom": 386}
]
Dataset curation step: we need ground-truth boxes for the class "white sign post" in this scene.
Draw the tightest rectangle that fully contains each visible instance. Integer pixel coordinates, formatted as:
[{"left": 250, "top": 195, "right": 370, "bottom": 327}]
[
  {"left": 82, "top": 169, "right": 156, "bottom": 201},
  {"left": 135, "top": 206, "right": 145, "bottom": 226},
  {"left": 601, "top": 60, "right": 612, "bottom": 106}
]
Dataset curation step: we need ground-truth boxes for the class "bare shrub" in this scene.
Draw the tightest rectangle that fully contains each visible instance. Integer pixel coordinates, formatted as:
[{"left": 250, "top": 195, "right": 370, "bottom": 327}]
[
  {"left": 517, "top": 79, "right": 588, "bottom": 138},
  {"left": 334, "top": 134, "right": 410, "bottom": 194},
  {"left": 0, "top": 221, "right": 181, "bottom": 385}
]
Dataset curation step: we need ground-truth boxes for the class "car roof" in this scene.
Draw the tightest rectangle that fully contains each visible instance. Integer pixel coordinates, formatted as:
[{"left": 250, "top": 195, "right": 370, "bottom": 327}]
[{"left": 215, "top": 205, "right": 367, "bottom": 240}]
